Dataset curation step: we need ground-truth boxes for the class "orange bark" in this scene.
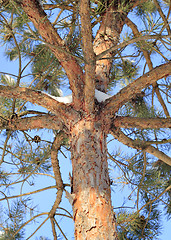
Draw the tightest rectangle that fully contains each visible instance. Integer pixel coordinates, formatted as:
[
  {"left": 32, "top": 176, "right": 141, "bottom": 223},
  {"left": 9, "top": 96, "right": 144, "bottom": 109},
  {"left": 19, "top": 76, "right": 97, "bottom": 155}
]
[
  {"left": 113, "top": 116, "right": 171, "bottom": 129},
  {"left": 93, "top": 6, "right": 126, "bottom": 92},
  {"left": 0, "top": 85, "right": 78, "bottom": 124},
  {"left": 0, "top": 0, "right": 169, "bottom": 239},
  {"left": 21, "top": 0, "right": 84, "bottom": 109},
  {"left": 79, "top": 0, "right": 96, "bottom": 113},
  {"left": 70, "top": 119, "right": 118, "bottom": 239},
  {"left": 104, "top": 62, "right": 171, "bottom": 115}
]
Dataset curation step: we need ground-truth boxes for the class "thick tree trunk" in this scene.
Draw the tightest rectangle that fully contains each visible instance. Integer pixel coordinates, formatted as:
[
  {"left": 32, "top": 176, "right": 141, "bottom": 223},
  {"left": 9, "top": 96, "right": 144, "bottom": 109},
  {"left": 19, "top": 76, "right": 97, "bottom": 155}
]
[
  {"left": 93, "top": 8, "right": 126, "bottom": 93},
  {"left": 70, "top": 119, "right": 117, "bottom": 239}
]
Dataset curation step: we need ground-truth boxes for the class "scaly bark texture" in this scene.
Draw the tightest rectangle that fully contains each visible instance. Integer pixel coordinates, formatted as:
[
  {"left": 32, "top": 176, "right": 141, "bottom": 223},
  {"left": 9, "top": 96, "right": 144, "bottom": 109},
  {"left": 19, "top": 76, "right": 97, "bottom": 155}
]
[
  {"left": 0, "top": 0, "right": 170, "bottom": 239},
  {"left": 70, "top": 119, "right": 117, "bottom": 239},
  {"left": 79, "top": 0, "right": 96, "bottom": 113},
  {"left": 93, "top": 6, "right": 126, "bottom": 92},
  {"left": 21, "top": 0, "right": 84, "bottom": 109}
]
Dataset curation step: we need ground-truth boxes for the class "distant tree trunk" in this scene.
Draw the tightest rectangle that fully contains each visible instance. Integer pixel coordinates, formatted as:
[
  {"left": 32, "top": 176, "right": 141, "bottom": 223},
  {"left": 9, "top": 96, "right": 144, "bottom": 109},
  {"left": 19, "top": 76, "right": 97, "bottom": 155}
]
[{"left": 70, "top": 119, "right": 118, "bottom": 239}]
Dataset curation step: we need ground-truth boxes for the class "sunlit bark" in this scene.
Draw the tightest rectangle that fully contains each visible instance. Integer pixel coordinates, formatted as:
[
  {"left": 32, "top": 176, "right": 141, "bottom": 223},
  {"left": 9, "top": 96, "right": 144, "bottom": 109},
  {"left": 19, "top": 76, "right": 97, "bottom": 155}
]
[
  {"left": 70, "top": 119, "right": 118, "bottom": 239},
  {"left": 104, "top": 62, "right": 171, "bottom": 115},
  {"left": 21, "top": 0, "right": 84, "bottom": 109},
  {"left": 113, "top": 116, "right": 171, "bottom": 129},
  {"left": 0, "top": 0, "right": 170, "bottom": 239}
]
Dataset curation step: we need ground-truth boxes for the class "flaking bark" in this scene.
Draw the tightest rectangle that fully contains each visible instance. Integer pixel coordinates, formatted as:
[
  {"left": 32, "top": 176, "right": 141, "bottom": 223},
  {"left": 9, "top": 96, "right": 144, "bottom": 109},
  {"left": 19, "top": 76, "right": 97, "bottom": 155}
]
[
  {"left": 70, "top": 119, "right": 118, "bottom": 239},
  {"left": 0, "top": 0, "right": 170, "bottom": 239},
  {"left": 21, "top": 0, "right": 84, "bottom": 109}
]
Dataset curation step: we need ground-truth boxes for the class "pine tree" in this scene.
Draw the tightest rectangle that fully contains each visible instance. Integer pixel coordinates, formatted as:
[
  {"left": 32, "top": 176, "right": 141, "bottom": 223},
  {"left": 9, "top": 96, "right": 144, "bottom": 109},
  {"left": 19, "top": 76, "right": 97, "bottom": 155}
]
[{"left": 0, "top": 0, "right": 171, "bottom": 239}]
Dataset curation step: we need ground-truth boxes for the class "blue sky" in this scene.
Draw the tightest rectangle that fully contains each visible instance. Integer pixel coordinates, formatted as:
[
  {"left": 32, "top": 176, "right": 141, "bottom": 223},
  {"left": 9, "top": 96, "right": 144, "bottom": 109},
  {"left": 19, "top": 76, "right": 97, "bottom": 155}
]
[{"left": 0, "top": 7, "right": 171, "bottom": 239}]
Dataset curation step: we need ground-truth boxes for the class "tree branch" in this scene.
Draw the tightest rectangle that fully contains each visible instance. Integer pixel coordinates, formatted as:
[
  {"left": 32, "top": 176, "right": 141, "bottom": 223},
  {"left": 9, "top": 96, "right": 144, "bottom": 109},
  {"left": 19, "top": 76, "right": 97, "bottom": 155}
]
[
  {"left": 21, "top": 0, "right": 84, "bottom": 109},
  {"left": 51, "top": 134, "right": 64, "bottom": 192},
  {"left": 0, "top": 114, "right": 62, "bottom": 131},
  {"left": 96, "top": 34, "right": 171, "bottom": 61},
  {"left": 0, "top": 185, "right": 57, "bottom": 202},
  {"left": 49, "top": 134, "right": 65, "bottom": 237},
  {"left": 14, "top": 212, "right": 49, "bottom": 238},
  {"left": 114, "top": 116, "right": 171, "bottom": 129},
  {"left": 80, "top": 0, "right": 95, "bottom": 113},
  {"left": 50, "top": 218, "right": 57, "bottom": 240},
  {"left": 153, "top": 0, "right": 171, "bottom": 37},
  {"left": 110, "top": 128, "right": 171, "bottom": 166},
  {"left": 43, "top": 3, "right": 74, "bottom": 11},
  {"left": 154, "top": 85, "right": 170, "bottom": 117},
  {"left": 125, "top": 17, "right": 170, "bottom": 117},
  {"left": 103, "top": 62, "right": 171, "bottom": 115},
  {"left": 0, "top": 85, "right": 78, "bottom": 124}
]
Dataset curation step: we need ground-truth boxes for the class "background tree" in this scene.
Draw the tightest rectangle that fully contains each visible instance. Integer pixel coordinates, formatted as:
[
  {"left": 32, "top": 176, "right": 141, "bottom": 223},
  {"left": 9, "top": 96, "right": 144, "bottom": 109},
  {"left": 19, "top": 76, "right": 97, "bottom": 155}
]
[{"left": 0, "top": 0, "right": 171, "bottom": 239}]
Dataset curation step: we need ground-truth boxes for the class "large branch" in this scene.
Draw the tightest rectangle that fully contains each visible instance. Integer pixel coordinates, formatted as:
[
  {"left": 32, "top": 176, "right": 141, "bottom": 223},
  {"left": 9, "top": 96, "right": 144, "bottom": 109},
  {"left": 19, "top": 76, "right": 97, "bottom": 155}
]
[
  {"left": 114, "top": 116, "right": 171, "bottom": 129},
  {"left": 0, "top": 115, "right": 62, "bottom": 131},
  {"left": 21, "top": 0, "right": 84, "bottom": 109},
  {"left": 103, "top": 62, "right": 171, "bottom": 115},
  {"left": 110, "top": 128, "right": 171, "bottom": 166},
  {"left": 0, "top": 85, "right": 78, "bottom": 125},
  {"left": 80, "top": 0, "right": 95, "bottom": 113}
]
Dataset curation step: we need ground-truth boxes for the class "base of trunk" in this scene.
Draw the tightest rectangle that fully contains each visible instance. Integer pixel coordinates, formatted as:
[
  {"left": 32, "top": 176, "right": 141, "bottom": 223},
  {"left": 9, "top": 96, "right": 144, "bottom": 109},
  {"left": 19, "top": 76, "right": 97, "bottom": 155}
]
[{"left": 70, "top": 119, "right": 118, "bottom": 239}]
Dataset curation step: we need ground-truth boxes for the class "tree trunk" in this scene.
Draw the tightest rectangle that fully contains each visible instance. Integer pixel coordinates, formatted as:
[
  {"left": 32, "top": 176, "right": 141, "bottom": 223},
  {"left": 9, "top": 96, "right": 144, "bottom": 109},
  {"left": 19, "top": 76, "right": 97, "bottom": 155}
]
[{"left": 70, "top": 118, "right": 117, "bottom": 239}]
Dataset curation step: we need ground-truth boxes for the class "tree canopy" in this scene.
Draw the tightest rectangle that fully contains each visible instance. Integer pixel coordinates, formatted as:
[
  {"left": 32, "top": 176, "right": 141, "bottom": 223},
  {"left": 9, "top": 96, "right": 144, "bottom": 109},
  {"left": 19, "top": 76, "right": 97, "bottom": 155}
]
[{"left": 0, "top": 0, "right": 171, "bottom": 239}]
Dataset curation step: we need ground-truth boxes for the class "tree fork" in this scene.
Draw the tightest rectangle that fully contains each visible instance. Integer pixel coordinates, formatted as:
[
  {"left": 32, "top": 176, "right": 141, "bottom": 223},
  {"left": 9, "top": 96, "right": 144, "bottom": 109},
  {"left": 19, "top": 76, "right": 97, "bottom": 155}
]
[{"left": 70, "top": 118, "right": 118, "bottom": 239}]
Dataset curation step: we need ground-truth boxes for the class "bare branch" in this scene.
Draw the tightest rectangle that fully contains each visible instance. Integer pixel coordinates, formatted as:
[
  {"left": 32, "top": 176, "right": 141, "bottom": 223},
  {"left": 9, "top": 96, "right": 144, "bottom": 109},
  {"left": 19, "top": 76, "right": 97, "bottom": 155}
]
[
  {"left": 26, "top": 217, "right": 49, "bottom": 240},
  {"left": 0, "top": 85, "right": 78, "bottom": 123},
  {"left": 96, "top": 34, "right": 171, "bottom": 61},
  {"left": 110, "top": 128, "right": 171, "bottom": 166},
  {"left": 51, "top": 134, "right": 65, "bottom": 190},
  {"left": 126, "top": 17, "right": 170, "bottom": 117},
  {"left": 153, "top": 0, "right": 171, "bottom": 37},
  {"left": 53, "top": 217, "right": 68, "bottom": 240},
  {"left": 14, "top": 212, "right": 49, "bottom": 237},
  {"left": 0, "top": 114, "right": 63, "bottom": 131},
  {"left": 0, "top": 185, "right": 57, "bottom": 202},
  {"left": 114, "top": 116, "right": 171, "bottom": 129},
  {"left": 138, "top": 184, "right": 171, "bottom": 213},
  {"left": 50, "top": 218, "right": 57, "bottom": 240},
  {"left": 43, "top": 3, "right": 74, "bottom": 11},
  {"left": 154, "top": 85, "right": 170, "bottom": 117},
  {"left": 0, "top": 131, "right": 11, "bottom": 165},
  {"left": 21, "top": 0, "right": 84, "bottom": 109},
  {"left": 103, "top": 62, "right": 171, "bottom": 115},
  {"left": 80, "top": 0, "right": 95, "bottom": 113},
  {"left": 48, "top": 133, "right": 65, "bottom": 220}
]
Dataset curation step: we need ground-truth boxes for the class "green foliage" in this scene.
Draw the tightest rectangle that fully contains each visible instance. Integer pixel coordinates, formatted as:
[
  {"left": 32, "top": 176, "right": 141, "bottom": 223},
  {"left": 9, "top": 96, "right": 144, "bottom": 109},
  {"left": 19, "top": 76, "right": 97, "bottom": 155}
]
[
  {"left": 30, "top": 44, "right": 65, "bottom": 96},
  {"left": 11, "top": 136, "right": 52, "bottom": 175},
  {"left": 109, "top": 147, "right": 171, "bottom": 237},
  {"left": 0, "top": 200, "right": 25, "bottom": 240},
  {"left": 109, "top": 58, "right": 139, "bottom": 90},
  {"left": 0, "top": 75, "right": 26, "bottom": 119},
  {"left": 0, "top": 0, "right": 170, "bottom": 239},
  {"left": 117, "top": 210, "right": 161, "bottom": 240},
  {"left": 135, "top": 0, "right": 157, "bottom": 17},
  {"left": 92, "top": 0, "right": 109, "bottom": 15}
]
